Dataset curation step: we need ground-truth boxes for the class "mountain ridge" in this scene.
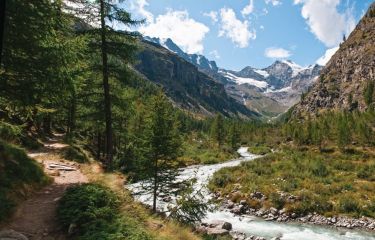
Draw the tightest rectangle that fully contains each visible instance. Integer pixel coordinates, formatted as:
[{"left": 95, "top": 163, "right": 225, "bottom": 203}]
[
  {"left": 143, "top": 36, "right": 323, "bottom": 118},
  {"left": 292, "top": 2, "right": 375, "bottom": 117}
]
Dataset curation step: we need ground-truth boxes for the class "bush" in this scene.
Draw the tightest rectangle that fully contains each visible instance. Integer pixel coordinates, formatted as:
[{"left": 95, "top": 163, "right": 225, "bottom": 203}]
[
  {"left": 269, "top": 192, "right": 285, "bottom": 209},
  {"left": 0, "top": 121, "right": 22, "bottom": 141},
  {"left": 357, "top": 165, "right": 375, "bottom": 180},
  {"left": 63, "top": 145, "right": 89, "bottom": 163},
  {"left": 339, "top": 196, "right": 360, "bottom": 214},
  {"left": 311, "top": 160, "right": 329, "bottom": 177},
  {"left": 211, "top": 172, "right": 234, "bottom": 188},
  {"left": 58, "top": 184, "right": 153, "bottom": 240}
]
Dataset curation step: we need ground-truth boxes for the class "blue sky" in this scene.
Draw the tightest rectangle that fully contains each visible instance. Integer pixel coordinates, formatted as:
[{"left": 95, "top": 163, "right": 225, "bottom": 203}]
[{"left": 124, "top": 0, "right": 372, "bottom": 70}]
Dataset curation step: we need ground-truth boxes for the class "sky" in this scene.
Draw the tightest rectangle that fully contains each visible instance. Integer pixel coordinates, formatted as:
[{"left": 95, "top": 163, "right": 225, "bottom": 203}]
[{"left": 122, "top": 0, "right": 372, "bottom": 70}]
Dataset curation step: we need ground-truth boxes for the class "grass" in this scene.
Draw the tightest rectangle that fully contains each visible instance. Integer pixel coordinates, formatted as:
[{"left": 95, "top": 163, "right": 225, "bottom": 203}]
[
  {"left": 0, "top": 140, "right": 50, "bottom": 222},
  {"left": 209, "top": 146, "right": 375, "bottom": 218},
  {"left": 79, "top": 161, "right": 202, "bottom": 240},
  {"left": 178, "top": 135, "right": 238, "bottom": 166}
]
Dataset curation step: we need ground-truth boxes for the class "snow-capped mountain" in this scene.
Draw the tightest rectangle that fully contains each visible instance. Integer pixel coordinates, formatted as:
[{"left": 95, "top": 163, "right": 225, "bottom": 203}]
[
  {"left": 219, "top": 61, "right": 323, "bottom": 109},
  {"left": 144, "top": 37, "right": 218, "bottom": 72},
  {"left": 144, "top": 36, "right": 322, "bottom": 117}
]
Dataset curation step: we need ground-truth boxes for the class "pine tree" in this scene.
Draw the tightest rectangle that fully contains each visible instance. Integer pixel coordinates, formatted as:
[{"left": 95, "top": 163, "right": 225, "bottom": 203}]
[
  {"left": 364, "top": 80, "right": 374, "bottom": 108},
  {"left": 210, "top": 114, "right": 225, "bottom": 148},
  {"left": 66, "top": 0, "right": 142, "bottom": 167},
  {"left": 337, "top": 113, "right": 351, "bottom": 149},
  {"left": 228, "top": 122, "right": 240, "bottom": 150},
  {"left": 0, "top": 0, "right": 5, "bottom": 66},
  {"left": 142, "top": 92, "right": 182, "bottom": 212}
]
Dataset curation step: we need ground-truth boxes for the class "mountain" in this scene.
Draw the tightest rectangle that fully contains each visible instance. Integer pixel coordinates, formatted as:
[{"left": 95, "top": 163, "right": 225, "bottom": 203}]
[
  {"left": 219, "top": 61, "right": 322, "bottom": 117},
  {"left": 143, "top": 37, "right": 322, "bottom": 118},
  {"left": 135, "top": 39, "right": 259, "bottom": 118},
  {"left": 292, "top": 2, "right": 375, "bottom": 117}
]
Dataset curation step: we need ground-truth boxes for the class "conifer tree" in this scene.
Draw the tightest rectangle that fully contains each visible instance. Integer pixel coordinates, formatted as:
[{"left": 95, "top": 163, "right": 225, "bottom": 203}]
[
  {"left": 210, "top": 114, "right": 225, "bottom": 147},
  {"left": 142, "top": 92, "right": 181, "bottom": 212},
  {"left": 364, "top": 80, "right": 374, "bottom": 107},
  {"left": 66, "top": 0, "right": 142, "bottom": 166}
]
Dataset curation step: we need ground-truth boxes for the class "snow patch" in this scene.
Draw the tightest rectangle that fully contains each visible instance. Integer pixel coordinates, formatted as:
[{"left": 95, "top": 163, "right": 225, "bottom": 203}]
[
  {"left": 254, "top": 69, "right": 270, "bottom": 78},
  {"left": 223, "top": 72, "right": 268, "bottom": 89}
]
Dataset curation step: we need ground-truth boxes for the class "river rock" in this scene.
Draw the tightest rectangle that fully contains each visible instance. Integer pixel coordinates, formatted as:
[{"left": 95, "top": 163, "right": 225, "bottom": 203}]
[
  {"left": 206, "top": 228, "right": 229, "bottom": 236},
  {"left": 208, "top": 220, "right": 232, "bottom": 231},
  {"left": 0, "top": 230, "right": 28, "bottom": 240}
]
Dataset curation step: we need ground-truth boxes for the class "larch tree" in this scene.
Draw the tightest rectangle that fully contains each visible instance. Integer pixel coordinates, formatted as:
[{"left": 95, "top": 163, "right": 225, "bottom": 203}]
[
  {"left": 142, "top": 92, "right": 182, "bottom": 212},
  {"left": 65, "top": 0, "right": 142, "bottom": 167}
]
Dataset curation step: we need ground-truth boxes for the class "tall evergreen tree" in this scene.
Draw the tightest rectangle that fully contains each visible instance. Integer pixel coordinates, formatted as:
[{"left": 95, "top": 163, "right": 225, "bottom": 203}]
[
  {"left": 210, "top": 114, "right": 225, "bottom": 147},
  {"left": 142, "top": 92, "right": 181, "bottom": 212},
  {"left": 66, "top": 0, "right": 142, "bottom": 166}
]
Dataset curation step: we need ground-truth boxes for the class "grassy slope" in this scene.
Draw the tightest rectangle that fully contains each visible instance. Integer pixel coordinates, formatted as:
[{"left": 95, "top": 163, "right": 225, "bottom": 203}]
[
  {"left": 209, "top": 146, "right": 375, "bottom": 218},
  {"left": 178, "top": 134, "right": 238, "bottom": 166},
  {"left": 0, "top": 140, "right": 50, "bottom": 221}
]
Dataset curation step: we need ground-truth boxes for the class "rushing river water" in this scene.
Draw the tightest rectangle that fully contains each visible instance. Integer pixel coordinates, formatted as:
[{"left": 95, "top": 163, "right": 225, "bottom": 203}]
[{"left": 127, "top": 147, "right": 375, "bottom": 240}]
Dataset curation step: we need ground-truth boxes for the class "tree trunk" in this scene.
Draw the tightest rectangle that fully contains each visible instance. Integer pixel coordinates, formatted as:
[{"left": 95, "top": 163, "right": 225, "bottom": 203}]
[
  {"left": 97, "top": 132, "right": 101, "bottom": 159},
  {"left": 152, "top": 158, "right": 158, "bottom": 212},
  {"left": 67, "top": 97, "right": 76, "bottom": 134},
  {"left": 99, "top": 0, "right": 113, "bottom": 167},
  {"left": 0, "top": 0, "right": 6, "bottom": 66}
]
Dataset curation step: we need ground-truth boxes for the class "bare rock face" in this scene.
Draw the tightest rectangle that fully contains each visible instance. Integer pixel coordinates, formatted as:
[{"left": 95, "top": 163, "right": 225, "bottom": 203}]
[{"left": 293, "top": 2, "right": 375, "bottom": 117}]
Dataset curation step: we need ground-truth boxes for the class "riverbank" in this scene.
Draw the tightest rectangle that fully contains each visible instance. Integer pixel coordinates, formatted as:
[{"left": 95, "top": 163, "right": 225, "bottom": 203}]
[
  {"left": 212, "top": 192, "right": 375, "bottom": 231},
  {"left": 209, "top": 147, "right": 375, "bottom": 223},
  {"left": 129, "top": 147, "right": 375, "bottom": 240}
]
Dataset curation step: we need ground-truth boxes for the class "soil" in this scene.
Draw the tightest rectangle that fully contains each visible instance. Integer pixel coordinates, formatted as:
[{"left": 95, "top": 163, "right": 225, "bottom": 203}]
[{"left": 1, "top": 135, "right": 88, "bottom": 240}]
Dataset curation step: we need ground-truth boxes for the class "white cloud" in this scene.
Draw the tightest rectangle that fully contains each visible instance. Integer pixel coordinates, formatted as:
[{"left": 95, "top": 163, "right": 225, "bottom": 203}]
[
  {"left": 204, "top": 11, "right": 218, "bottom": 23},
  {"left": 265, "top": 0, "right": 282, "bottom": 6},
  {"left": 242, "top": 0, "right": 254, "bottom": 16},
  {"left": 125, "top": 0, "right": 154, "bottom": 23},
  {"left": 139, "top": 10, "right": 209, "bottom": 54},
  {"left": 218, "top": 8, "right": 256, "bottom": 48},
  {"left": 265, "top": 47, "right": 291, "bottom": 58},
  {"left": 316, "top": 46, "right": 339, "bottom": 65},
  {"left": 294, "top": 0, "right": 356, "bottom": 47},
  {"left": 209, "top": 50, "right": 220, "bottom": 59},
  {"left": 260, "top": 25, "right": 265, "bottom": 30}
]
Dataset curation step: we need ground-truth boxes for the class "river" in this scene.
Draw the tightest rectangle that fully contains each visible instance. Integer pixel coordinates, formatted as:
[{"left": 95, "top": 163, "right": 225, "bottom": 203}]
[{"left": 127, "top": 147, "right": 375, "bottom": 240}]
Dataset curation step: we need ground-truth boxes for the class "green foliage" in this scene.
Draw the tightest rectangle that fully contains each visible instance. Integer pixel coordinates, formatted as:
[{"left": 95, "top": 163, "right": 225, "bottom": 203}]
[
  {"left": 63, "top": 145, "right": 89, "bottom": 163},
  {"left": 169, "top": 179, "right": 209, "bottom": 224},
  {"left": 209, "top": 149, "right": 375, "bottom": 217},
  {"left": 210, "top": 114, "right": 225, "bottom": 147},
  {"left": 0, "top": 140, "right": 49, "bottom": 221},
  {"left": 364, "top": 80, "right": 374, "bottom": 107},
  {"left": 0, "top": 121, "right": 22, "bottom": 141},
  {"left": 339, "top": 196, "right": 360, "bottom": 214},
  {"left": 58, "top": 184, "right": 153, "bottom": 240}
]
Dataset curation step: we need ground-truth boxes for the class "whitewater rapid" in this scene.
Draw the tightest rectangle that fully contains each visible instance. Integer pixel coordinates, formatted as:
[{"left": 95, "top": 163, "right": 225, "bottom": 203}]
[{"left": 127, "top": 147, "right": 375, "bottom": 240}]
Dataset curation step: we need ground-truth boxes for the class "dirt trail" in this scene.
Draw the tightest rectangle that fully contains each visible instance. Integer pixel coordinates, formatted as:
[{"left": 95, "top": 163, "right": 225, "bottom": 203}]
[{"left": 1, "top": 135, "right": 88, "bottom": 240}]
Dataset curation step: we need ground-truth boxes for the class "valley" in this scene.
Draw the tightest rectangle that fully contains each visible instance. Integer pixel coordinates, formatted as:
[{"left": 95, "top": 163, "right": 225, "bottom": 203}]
[{"left": 0, "top": 1, "right": 374, "bottom": 240}]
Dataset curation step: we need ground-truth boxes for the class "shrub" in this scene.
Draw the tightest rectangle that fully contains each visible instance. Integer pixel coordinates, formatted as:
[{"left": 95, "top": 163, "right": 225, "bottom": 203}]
[
  {"left": 357, "top": 165, "right": 374, "bottom": 180},
  {"left": 57, "top": 184, "right": 152, "bottom": 240},
  {"left": 269, "top": 192, "right": 285, "bottom": 209},
  {"left": 0, "top": 121, "right": 22, "bottom": 141},
  {"left": 311, "top": 160, "right": 329, "bottom": 177},
  {"left": 339, "top": 196, "right": 360, "bottom": 213},
  {"left": 63, "top": 145, "right": 89, "bottom": 163},
  {"left": 211, "top": 172, "right": 233, "bottom": 188}
]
